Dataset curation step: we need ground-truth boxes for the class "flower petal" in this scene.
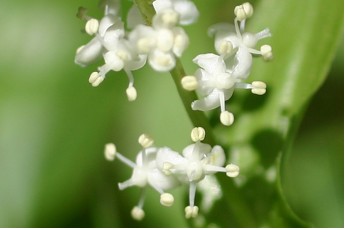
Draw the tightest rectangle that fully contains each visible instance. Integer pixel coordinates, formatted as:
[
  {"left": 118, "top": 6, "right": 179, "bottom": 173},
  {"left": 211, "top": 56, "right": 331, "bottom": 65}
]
[
  {"left": 193, "top": 53, "right": 226, "bottom": 74},
  {"left": 74, "top": 37, "right": 103, "bottom": 66},
  {"left": 173, "top": 0, "right": 199, "bottom": 25}
]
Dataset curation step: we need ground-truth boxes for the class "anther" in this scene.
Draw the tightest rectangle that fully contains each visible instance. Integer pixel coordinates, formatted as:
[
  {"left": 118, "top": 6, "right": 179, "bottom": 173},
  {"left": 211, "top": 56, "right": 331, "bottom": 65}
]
[
  {"left": 191, "top": 127, "right": 206, "bottom": 142},
  {"left": 126, "top": 86, "right": 137, "bottom": 101},
  {"left": 181, "top": 76, "right": 198, "bottom": 91},
  {"left": 131, "top": 206, "right": 145, "bottom": 221},
  {"left": 104, "top": 143, "right": 116, "bottom": 161},
  {"left": 185, "top": 206, "right": 199, "bottom": 218},
  {"left": 160, "top": 193, "right": 174, "bottom": 207},
  {"left": 220, "top": 111, "right": 234, "bottom": 126},
  {"left": 89, "top": 72, "right": 104, "bottom": 87},
  {"left": 234, "top": 2, "right": 253, "bottom": 21},
  {"left": 226, "top": 164, "right": 240, "bottom": 177},
  {"left": 260, "top": 45, "right": 273, "bottom": 61},
  {"left": 251, "top": 81, "right": 266, "bottom": 95},
  {"left": 138, "top": 134, "right": 154, "bottom": 148},
  {"left": 85, "top": 19, "right": 99, "bottom": 35}
]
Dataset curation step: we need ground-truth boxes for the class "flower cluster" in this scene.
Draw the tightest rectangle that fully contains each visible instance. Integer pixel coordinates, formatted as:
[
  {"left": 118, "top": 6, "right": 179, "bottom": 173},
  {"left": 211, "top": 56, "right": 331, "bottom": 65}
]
[
  {"left": 74, "top": 0, "right": 198, "bottom": 101},
  {"left": 75, "top": 0, "right": 273, "bottom": 222},
  {"left": 182, "top": 2, "right": 272, "bottom": 126},
  {"left": 105, "top": 127, "right": 239, "bottom": 220}
]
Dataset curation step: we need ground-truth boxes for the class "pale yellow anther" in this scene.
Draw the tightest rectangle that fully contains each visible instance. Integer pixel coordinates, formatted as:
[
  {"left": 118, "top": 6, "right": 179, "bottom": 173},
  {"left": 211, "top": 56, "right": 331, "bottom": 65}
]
[
  {"left": 251, "top": 81, "right": 266, "bottom": 95},
  {"left": 138, "top": 134, "right": 154, "bottom": 148},
  {"left": 89, "top": 72, "right": 104, "bottom": 87},
  {"left": 104, "top": 143, "right": 116, "bottom": 161},
  {"left": 191, "top": 127, "right": 205, "bottom": 142},
  {"left": 161, "top": 10, "right": 179, "bottom": 27},
  {"left": 181, "top": 76, "right": 198, "bottom": 91},
  {"left": 162, "top": 162, "right": 173, "bottom": 175},
  {"left": 219, "top": 41, "right": 233, "bottom": 56},
  {"left": 137, "top": 38, "right": 154, "bottom": 53},
  {"left": 160, "top": 193, "right": 174, "bottom": 207},
  {"left": 234, "top": 2, "right": 253, "bottom": 21},
  {"left": 85, "top": 18, "right": 99, "bottom": 35},
  {"left": 226, "top": 164, "right": 240, "bottom": 177},
  {"left": 131, "top": 206, "right": 145, "bottom": 221},
  {"left": 260, "top": 45, "right": 273, "bottom": 61},
  {"left": 126, "top": 86, "right": 137, "bottom": 101},
  {"left": 185, "top": 206, "right": 199, "bottom": 219},
  {"left": 220, "top": 111, "right": 234, "bottom": 126}
]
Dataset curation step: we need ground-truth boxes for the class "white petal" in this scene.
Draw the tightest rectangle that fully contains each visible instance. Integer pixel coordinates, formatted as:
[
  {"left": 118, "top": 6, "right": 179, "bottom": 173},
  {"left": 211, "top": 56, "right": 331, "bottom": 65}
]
[
  {"left": 156, "top": 147, "right": 185, "bottom": 170},
  {"left": 193, "top": 53, "right": 226, "bottom": 74},
  {"left": 191, "top": 90, "right": 221, "bottom": 111},
  {"left": 226, "top": 46, "right": 252, "bottom": 79},
  {"left": 172, "top": 27, "right": 189, "bottom": 57},
  {"left": 156, "top": 28, "right": 174, "bottom": 52},
  {"left": 182, "top": 143, "right": 212, "bottom": 160},
  {"left": 103, "top": 51, "right": 124, "bottom": 71},
  {"left": 148, "top": 50, "right": 176, "bottom": 72},
  {"left": 129, "top": 25, "right": 156, "bottom": 54},
  {"left": 173, "top": 0, "right": 199, "bottom": 25},
  {"left": 74, "top": 37, "right": 103, "bottom": 66},
  {"left": 148, "top": 168, "right": 179, "bottom": 191},
  {"left": 98, "top": 15, "right": 118, "bottom": 37},
  {"left": 208, "top": 145, "right": 226, "bottom": 167},
  {"left": 125, "top": 54, "right": 147, "bottom": 70},
  {"left": 197, "top": 175, "right": 222, "bottom": 211}
]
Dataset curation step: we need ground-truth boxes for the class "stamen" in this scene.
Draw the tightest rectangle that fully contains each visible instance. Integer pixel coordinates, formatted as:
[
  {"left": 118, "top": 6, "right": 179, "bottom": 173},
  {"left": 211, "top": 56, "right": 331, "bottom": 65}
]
[
  {"left": 126, "top": 86, "right": 137, "bottom": 101},
  {"left": 255, "top": 28, "right": 271, "bottom": 40},
  {"left": 118, "top": 179, "right": 135, "bottom": 190},
  {"left": 181, "top": 76, "right": 198, "bottom": 91},
  {"left": 260, "top": 45, "right": 273, "bottom": 61},
  {"left": 204, "top": 164, "right": 227, "bottom": 173},
  {"left": 104, "top": 143, "right": 116, "bottom": 161},
  {"left": 191, "top": 127, "right": 205, "bottom": 142},
  {"left": 138, "top": 134, "right": 154, "bottom": 148},
  {"left": 218, "top": 91, "right": 226, "bottom": 113},
  {"left": 85, "top": 19, "right": 99, "bottom": 35},
  {"left": 234, "top": 2, "right": 253, "bottom": 21},
  {"left": 88, "top": 72, "right": 104, "bottom": 87},
  {"left": 131, "top": 206, "right": 145, "bottom": 221},
  {"left": 226, "top": 164, "right": 240, "bottom": 177},
  {"left": 185, "top": 205, "right": 199, "bottom": 219},
  {"left": 160, "top": 193, "right": 174, "bottom": 207},
  {"left": 189, "top": 182, "right": 197, "bottom": 207},
  {"left": 116, "top": 152, "right": 136, "bottom": 168},
  {"left": 220, "top": 111, "right": 234, "bottom": 126},
  {"left": 251, "top": 81, "right": 266, "bottom": 95}
]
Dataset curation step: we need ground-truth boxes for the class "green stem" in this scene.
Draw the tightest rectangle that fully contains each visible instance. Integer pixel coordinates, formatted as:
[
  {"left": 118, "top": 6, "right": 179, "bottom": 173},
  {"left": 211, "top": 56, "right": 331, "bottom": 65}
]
[{"left": 134, "top": 0, "right": 215, "bottom": 145}]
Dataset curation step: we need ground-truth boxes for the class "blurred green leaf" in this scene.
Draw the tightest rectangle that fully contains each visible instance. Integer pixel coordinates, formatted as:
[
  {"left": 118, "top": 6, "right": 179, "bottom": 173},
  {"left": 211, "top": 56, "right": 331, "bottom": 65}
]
[{"left": 209, "top": 0, "right": 343, "bottom": 227}]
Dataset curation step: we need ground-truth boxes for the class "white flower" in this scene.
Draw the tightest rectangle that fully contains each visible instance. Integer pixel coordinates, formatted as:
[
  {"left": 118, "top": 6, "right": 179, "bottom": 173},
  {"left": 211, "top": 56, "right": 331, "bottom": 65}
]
[
  {"left": 209, "top": 2, "right": 272, "bottom": 79},
  {"left": 156, "top": 127, "right": 239, "bottom": 218},
  {"left": 129, "top": 9, "right": 189, "bottom": 72},
  {"left": 75, "top": 2, "right": 147, "bottom": 101},
  {"left": 153, "top": 0, "right": 199, "bottom": 25},
  {"left": 105, "top": 135, "right": 179, "bottom": 220}
]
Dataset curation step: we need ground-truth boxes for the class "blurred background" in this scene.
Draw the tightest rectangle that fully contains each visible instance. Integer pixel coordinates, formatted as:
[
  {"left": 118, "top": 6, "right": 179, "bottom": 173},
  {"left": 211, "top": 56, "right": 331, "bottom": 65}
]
[{"left": 0, "top": 0, "right": 343, "bottom": 227}]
